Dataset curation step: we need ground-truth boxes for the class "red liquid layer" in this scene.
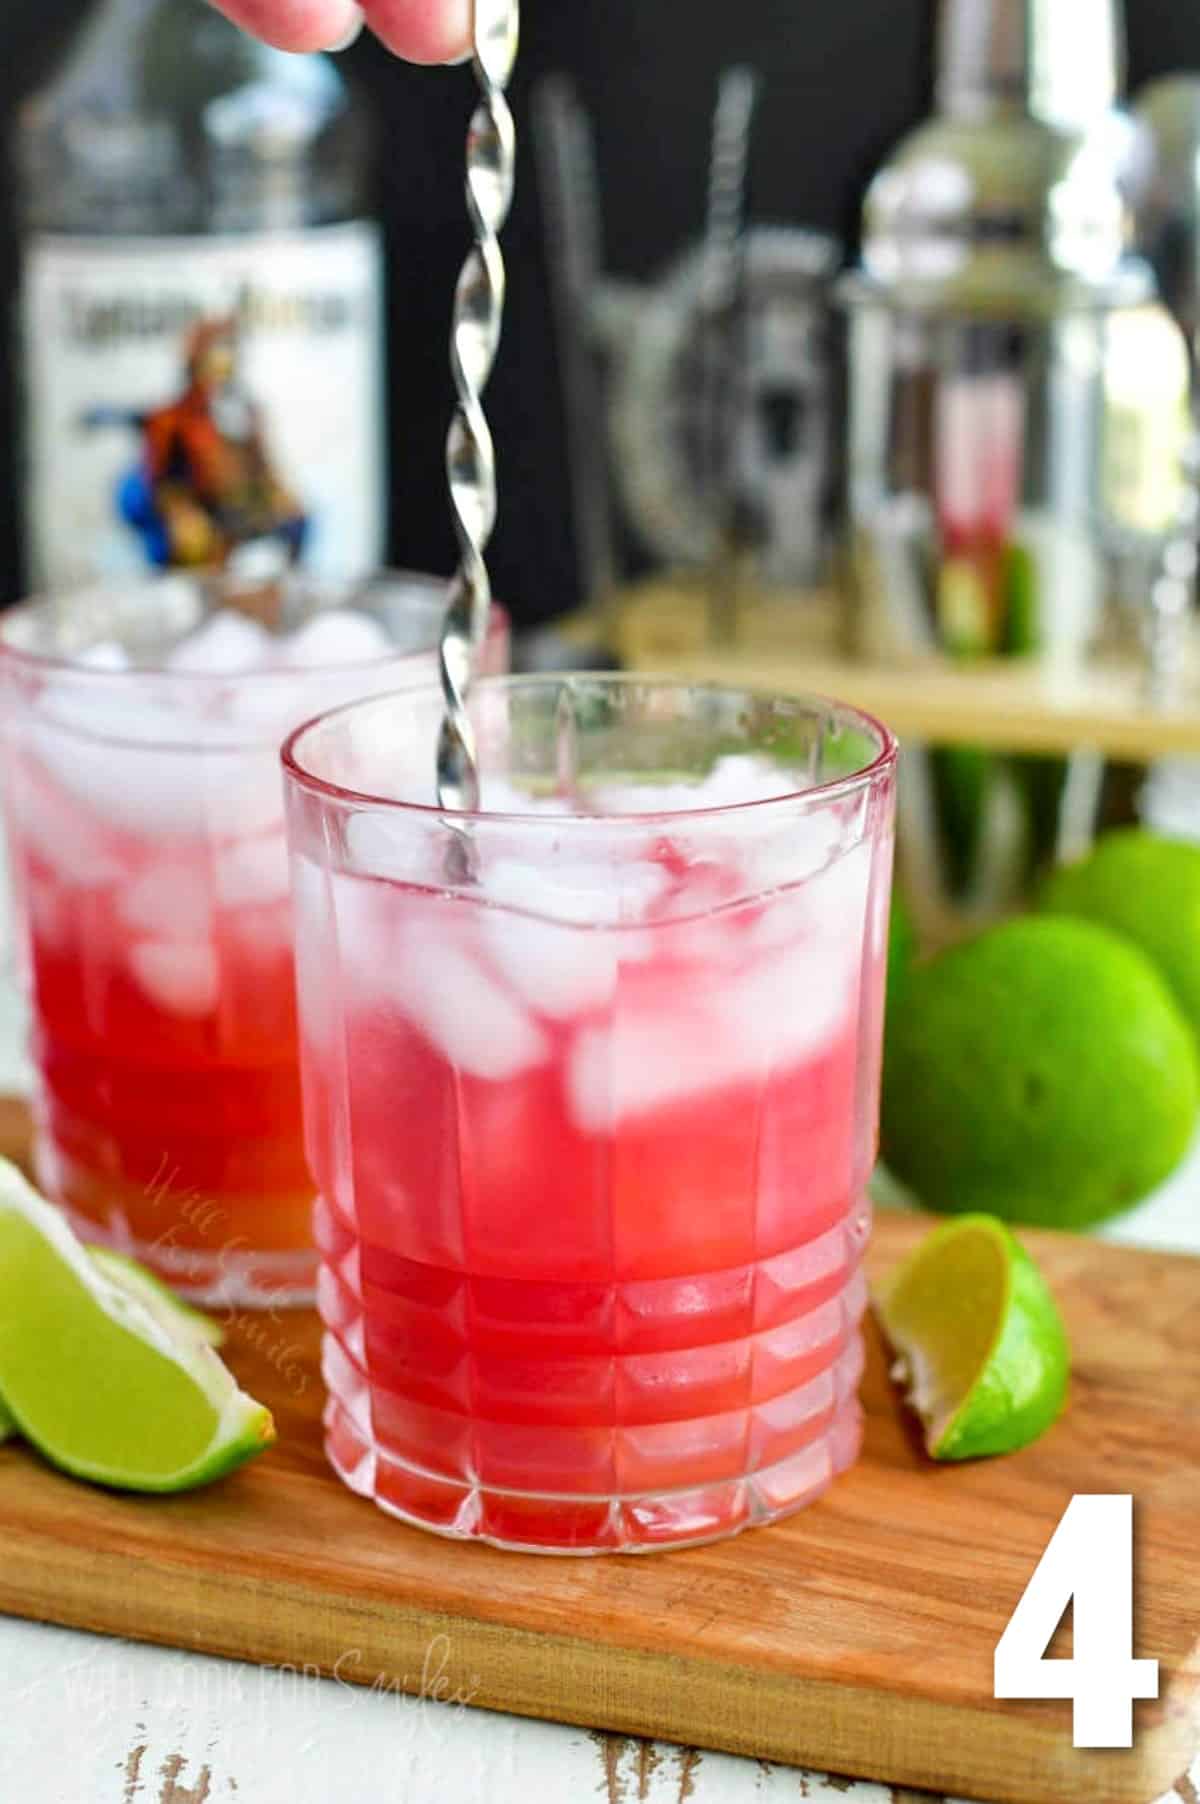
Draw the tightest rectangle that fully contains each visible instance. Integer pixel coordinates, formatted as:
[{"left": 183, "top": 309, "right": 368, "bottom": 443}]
[
  {"left": 9, "top": 762, "right": 313, "bottom": 1300},
  {"left": 301, "top": 840, "right": 887, "bottom": 1551},
  {"left": 2, "top": 614, "right": 514, "bottom": 1304}
]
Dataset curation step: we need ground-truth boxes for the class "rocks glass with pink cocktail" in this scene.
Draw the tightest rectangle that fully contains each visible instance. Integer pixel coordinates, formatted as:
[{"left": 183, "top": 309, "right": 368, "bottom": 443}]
[
  {"left": 0, "top": 572, "right": 508, "bottom": 1305},
  {"left": 283, "top": 675, "right": 896, "bottom": 1551}
]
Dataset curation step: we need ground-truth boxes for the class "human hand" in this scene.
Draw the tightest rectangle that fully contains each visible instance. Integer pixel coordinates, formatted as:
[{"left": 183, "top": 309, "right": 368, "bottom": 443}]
[{"left": 207, "top": 0, "right": 471, "bottom": 63}]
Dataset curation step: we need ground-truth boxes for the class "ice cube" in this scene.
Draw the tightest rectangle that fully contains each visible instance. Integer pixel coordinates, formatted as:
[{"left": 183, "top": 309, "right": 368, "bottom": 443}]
[
  {"left": 204, "top": 751, "right": 286, "bottom": 841},
  {"left": 567, "top": 1011, "right": 732, "bottom": 1132},
  {"left": 480, "top": 909, "right": 617, "bottom": 1020},
  {"left": 3, "top": 759, "right": 125, "bottom": 886},
  {"left": 477, "top": 775, "right": 572, "bottom": 816},
  {"left": 221, "top": 660, "right": 402, "bottom": 746},
  {"left": 128, "top": 939, "right": 219, "bottom": 1017},
  {"left": 586, "top": 779, "right": 699, "bottom": 815},
  {"left": 34, "top": 654, "right": 291, "bottom": 838},
  {"left": 215, "top": 836, "right": 291, "bottom": 908},
  {"left": 29, "top": 691, "right": 216, "bottom": 837},
  {"left": 168, "top": 610, "right": 274, "bottom": 674},
  {"left": 344, "top": 813, "right": 441, "bottom": 889},
  {"left": 65, "top": 736, "right": 277, "bottom": 841},
  {"left": 566, "top": 906, "right": 860, "bottom": 1132},
  {"left": 566, "top": 1025, "right": 612, "bottom": 1134},
  {"left": 587, "top": 754, "right": 796, "bottom": 818},
  {"left": 330, "top": 871, "right": 393, "bottom": 980},
  {"left": 736, "top": 803, "right": 858, "bottom": 898},
  {"left": 76, "top": 641, "right": 132, "bottom": 672},
  {"left": 700, "top": 754, "right": 799, "bottom": 807},
  {"left": 718, "top": 931, "right": 855, "bottom": 1072},
  {"left": 738, "top": 842, "right": 871, "bottom": 959},
  {"left": 481, "top": 855, "right": 668, "bottom": 928},
  {"left": 392, "top": 920, "right": 548, "bottom": 1081},
  {"left": 283, "top": 609, "right": 392, "bottom": 669},
  {"left": 119, "top": 863, "right": 213, "bottom": 940},
  {"left": 38, "top": 679, "right": 187, "bottom": 746},
  {"left": 222, "top": 675, "right": 313, "bottom": 740},
  {"left": 784, "top": 841, "right": 872, "bottom": 945}
]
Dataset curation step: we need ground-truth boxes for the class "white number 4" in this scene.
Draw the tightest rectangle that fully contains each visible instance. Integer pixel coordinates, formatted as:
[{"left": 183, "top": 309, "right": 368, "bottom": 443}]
[{"left": 994, "top": 1494, "right": 1158, "bottom": 1747}]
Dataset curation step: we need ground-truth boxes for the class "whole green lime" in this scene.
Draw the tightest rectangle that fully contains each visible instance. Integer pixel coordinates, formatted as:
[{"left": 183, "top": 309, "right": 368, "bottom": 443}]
[
  {"left": 1042, "top": 829, "right": 1200, "bottom": 1042},
  {"left": 881, "top": 916, "right": 1199, "bottom": 1229}
]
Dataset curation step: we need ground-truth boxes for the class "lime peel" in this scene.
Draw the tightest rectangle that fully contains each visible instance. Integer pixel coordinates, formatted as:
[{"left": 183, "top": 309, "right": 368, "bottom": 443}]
[
  {"left": 877, "top": 1213, "right": 1070, "bottom": 1461},
  {"left": 0, "top": 1159, "right": 273, "bottom": 1492}
]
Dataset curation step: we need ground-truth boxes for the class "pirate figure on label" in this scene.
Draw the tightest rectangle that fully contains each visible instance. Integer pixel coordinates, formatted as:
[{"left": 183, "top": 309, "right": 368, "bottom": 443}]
[{"left": 86, "top": 310, "right": 310, "bottom": 570}]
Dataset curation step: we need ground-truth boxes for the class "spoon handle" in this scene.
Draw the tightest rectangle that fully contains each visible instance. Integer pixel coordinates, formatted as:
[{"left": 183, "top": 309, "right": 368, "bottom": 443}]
[{"left": 437, "top": 0, "right": 520, "bottom": 816}]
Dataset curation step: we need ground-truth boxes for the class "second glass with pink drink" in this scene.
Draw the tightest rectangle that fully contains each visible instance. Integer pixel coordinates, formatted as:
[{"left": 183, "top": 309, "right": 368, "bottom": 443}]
[
  {"left": 0, "top": 572, "right": 508, "bottom": 1304},
  {"left": 284, "top": 675, "right": 896, "bottom": 1552}
]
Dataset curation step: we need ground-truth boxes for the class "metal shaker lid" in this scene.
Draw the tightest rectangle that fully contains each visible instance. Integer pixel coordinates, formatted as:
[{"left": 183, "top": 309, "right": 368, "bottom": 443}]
[{"left": 843, "top": 0, "right": 1151, "bottom": 318}]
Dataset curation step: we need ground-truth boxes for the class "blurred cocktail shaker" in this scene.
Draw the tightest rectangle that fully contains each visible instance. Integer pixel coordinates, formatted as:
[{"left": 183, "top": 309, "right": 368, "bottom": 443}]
[{"left": 841, "top": 0, "right": 1172, "bottom": 675}]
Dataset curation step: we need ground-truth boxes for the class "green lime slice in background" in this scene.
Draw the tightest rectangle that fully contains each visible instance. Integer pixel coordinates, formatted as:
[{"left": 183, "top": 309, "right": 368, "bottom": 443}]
[
  {"left": 0, "top": 1159, "right": 273, "bottom": 1492},
  {"left": 876, "top": 1213, "right": 1070, "bottom": 1460}
]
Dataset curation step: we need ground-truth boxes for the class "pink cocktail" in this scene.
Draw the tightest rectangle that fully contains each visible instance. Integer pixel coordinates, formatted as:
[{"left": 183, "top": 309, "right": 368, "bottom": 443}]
[
  {"left": 284, "top": 677, "right": 896, "bottom": 1551},
  {"left": 0, "top": 573, "right": 507, "bottom": 1305}
]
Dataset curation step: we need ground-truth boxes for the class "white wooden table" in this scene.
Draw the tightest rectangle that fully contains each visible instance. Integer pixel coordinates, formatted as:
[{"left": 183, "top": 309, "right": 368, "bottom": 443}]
[{"left": 0, "top": 966, "right": 1197, "bottom": 1804}]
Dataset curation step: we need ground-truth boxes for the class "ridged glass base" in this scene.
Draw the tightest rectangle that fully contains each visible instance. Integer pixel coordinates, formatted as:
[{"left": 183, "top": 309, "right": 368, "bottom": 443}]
[
  {"left": 323, "top": 1362, "right": 864, "bottom": 1554},
  {"left": 315, "top": 1179, "right": 873, "bottom": 1553}
]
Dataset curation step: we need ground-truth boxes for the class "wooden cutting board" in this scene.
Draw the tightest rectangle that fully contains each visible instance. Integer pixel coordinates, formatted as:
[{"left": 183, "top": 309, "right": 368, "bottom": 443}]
[{"left": 0, "top": 1097, "right": 1196, "bottom": 1804}]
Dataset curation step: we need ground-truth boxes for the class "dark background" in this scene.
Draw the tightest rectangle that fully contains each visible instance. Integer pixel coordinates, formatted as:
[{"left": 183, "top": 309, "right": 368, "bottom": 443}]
[{"left": 3, "top": 0, "right": 1200, "bottom": 623}]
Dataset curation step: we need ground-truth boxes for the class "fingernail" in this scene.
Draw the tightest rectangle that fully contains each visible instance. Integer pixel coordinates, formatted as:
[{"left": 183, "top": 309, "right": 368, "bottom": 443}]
[{"left": 326, "top": 4, "right": 365, "bottom": 52}]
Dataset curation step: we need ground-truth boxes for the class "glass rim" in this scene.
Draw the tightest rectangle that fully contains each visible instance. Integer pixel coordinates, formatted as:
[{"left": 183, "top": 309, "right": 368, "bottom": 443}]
[
  {"left": 0, "top": 567, "right": 460, "bottom": 686},
  {"left": 281, "top": 672, "right": 899, "bottom": 828}
]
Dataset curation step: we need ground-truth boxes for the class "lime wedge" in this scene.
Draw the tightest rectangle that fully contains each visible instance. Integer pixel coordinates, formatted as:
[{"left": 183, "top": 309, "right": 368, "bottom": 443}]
[
  {"left": 0, "top": 1160, "right": 274, "bottom": 1491},
  {"left": 86, "top": 1247, "right": 225, "bottom": 1349},
  {"left": 876, "top": 1214, "right": 1070, "bottom": 1460},
  {"left": 0, "top": 1246, "right": 223, "bottom": 1448}
]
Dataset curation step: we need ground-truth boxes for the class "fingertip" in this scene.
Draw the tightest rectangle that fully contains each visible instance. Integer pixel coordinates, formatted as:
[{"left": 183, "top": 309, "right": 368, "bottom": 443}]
[
  {"left": 212, "top": 0, "right": 363, "bottom": 54},
  {"left": 326, "top": 4, "right": 366, "bottom": 52},
  {"left": 362, "top": 0, "right": 472, "bottom": 65}
]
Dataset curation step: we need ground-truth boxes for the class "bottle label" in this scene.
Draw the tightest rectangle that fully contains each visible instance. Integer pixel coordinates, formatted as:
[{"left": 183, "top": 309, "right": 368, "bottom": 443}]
[{"left": 22, "top": 223, "right": 386, "bottom": 588}]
